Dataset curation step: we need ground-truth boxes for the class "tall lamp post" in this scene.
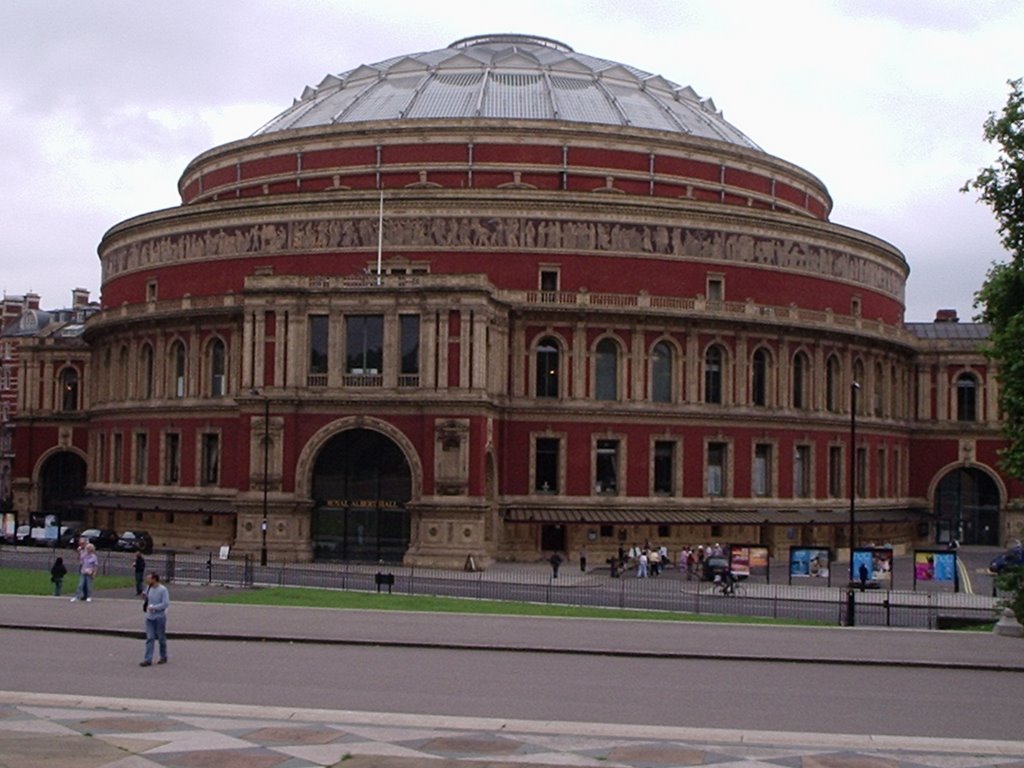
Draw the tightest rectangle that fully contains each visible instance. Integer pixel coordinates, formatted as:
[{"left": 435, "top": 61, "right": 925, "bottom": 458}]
[
  {"left": 848, "top": 381, "right": 860, "bottom": 582},
  {"left": 251, "top": 391, "right": 270, "bottom": 567}
]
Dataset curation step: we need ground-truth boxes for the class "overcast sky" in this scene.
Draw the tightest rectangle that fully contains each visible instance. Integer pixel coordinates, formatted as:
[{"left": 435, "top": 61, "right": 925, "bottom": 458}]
[{"left": 1, "top": 0, "right": 1020, "bottom": 321}]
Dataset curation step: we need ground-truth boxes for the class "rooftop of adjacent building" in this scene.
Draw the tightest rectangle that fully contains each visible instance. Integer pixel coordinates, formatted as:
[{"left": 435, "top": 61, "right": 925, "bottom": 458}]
[{"left": 0, "top": 289, "right": 99, "bottom": 340}]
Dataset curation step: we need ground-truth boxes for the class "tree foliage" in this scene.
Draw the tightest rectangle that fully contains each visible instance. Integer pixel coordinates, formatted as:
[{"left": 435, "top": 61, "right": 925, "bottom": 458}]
[{"left": 964, "top": 79, "right": 1024, "bottom": 479}]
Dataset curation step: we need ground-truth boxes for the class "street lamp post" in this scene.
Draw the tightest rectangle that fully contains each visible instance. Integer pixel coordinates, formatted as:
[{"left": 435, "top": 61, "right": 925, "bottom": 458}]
[
  {"left": 848, "top": 381, "right": 860, "bottom": 582},
  {"left": 254, "top": 392, "right": 269, "bottom": 567}
]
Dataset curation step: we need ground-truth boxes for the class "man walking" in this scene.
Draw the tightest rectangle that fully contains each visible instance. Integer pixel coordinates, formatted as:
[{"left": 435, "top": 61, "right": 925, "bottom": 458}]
[
  {"left": 140, "top": 572, "right": 169, "bottom": 667},
  {"left": 133, "top": 553, "right": 146, "bottom": 595}
]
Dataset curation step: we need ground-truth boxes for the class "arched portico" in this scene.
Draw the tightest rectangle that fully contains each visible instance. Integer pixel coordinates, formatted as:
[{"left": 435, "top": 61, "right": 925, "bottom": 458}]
[
  {"left": 301, "top": 419, "right": 421, "bottom": 562},
  {"left": 930, "top": 463, "right": 1003, "bottom": 545},
  {"left": 34, "top": 447, "right": 87, "bottom": 515}
]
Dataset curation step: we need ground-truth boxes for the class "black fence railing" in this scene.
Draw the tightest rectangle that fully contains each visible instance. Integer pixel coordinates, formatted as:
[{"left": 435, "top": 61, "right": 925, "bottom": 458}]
[{"left": 1, "top": 546, "right": 1003, "bottom": 630}]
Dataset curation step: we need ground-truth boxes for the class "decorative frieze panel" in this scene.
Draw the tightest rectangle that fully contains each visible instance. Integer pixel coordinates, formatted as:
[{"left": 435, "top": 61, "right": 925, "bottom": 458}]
[{"left": 102, "top": 215, "right": 905, "bottom": 300}]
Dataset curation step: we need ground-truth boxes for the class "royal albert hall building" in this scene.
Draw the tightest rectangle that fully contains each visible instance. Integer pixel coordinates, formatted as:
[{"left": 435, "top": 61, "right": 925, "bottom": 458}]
[{"left": 11, "top": 34, "right": 1024, "bottom": 565}]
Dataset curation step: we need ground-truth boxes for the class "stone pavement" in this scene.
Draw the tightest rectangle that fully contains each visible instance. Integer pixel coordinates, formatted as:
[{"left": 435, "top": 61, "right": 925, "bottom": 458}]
[{"left": 1, "top": 691, "right": 1023, "bottom": 768}]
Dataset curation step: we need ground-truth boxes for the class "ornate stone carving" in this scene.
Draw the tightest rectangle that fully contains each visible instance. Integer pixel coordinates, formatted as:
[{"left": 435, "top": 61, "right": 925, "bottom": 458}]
[{"left": 103, "top": 215, "right": 904, "bottom": 299}]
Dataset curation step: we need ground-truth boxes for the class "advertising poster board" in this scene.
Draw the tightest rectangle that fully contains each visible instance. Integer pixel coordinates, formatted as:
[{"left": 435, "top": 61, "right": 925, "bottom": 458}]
[
  {"left": 913, "top": 550, "right": 958, "bottom": 590},
  {"left": 730, "top": 545, "right": 771, "bottom": 582},
  {"left": 788, "top": 547, "right": 831, "bottom": 585},
  {"left": 852, "top": 547, "right": 893, "bottom": 584}
]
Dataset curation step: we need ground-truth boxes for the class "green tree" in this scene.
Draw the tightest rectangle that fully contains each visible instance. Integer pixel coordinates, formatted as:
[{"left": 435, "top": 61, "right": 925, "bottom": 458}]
[{"left": 964, "top": 78, "right": 1024, "bottom": 478}]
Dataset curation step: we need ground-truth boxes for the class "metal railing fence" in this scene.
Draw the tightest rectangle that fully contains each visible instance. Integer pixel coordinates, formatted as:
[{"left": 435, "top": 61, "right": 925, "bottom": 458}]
[{"left": 1, "top": 545, "right": 1002, "bottom": 631}]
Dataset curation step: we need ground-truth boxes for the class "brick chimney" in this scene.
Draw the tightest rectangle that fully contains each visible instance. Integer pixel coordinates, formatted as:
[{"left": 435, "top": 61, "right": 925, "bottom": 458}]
[
  {"left": 72, "top": 288, "right": 90, "bottom": 308},
  {"left": 25, "top": 292, "right": 40, "bottom": 311},
  {"left": 934, "top": 308, "right": 959, "bottom": 323}
]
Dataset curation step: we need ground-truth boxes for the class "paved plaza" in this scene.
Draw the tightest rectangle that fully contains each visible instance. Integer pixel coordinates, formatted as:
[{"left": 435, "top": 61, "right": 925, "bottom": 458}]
[{"left": 2, "top": 691, "right": 1024, "bottom": 768}]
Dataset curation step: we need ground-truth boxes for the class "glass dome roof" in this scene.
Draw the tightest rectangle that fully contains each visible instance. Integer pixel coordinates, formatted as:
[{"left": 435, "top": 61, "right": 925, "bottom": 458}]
[{"left": 255, "top": 34, "right": 759, "bottom": 149}]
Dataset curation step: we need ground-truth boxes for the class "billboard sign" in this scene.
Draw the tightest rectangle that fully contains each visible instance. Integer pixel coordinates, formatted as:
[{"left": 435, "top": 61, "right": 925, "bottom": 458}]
[
  {"left": 852, "top": 547, "right": 893, "bottom": 583},
  {"left": 913, "top": 550, "right": 958, "bottom": 588},
  {"left": 729, "top": 545, "right": 770, "bottom": 579},
  {"left": 789, "top": 547, "right": 831, "bottom": 584}
]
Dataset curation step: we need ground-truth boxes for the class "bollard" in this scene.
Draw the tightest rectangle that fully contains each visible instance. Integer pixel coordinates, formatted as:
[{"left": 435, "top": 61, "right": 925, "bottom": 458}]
[{"left": 845, "top": 589, "right": 856, "bottom": 627}]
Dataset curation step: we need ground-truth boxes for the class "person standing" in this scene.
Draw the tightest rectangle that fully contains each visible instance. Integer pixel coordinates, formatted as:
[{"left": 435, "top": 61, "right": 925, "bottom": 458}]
[
  {"left": 579, "top": 546, "right": 588, "bottom": 573},
  {"left": 133, "top": 553, "right": 147, "bottom": 595},
  {"left": 549, "top": 552, "right": 563, "bottom": 579},
  {"left": 71, "top": 542, "right": 98, "bottom": 602},
  {"left": 50, "top": 557, "right": 67, "bottom": 596},
  {"left": 637, "top": 550, "right": 649, "bottom": 578},
  {"left": 140, "top": 572, "right": 169, "bottom": 666}
]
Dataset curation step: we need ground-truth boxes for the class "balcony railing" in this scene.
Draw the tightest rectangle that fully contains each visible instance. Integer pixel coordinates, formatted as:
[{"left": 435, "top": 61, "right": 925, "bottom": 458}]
[{"left": 342, "top": 373, "right": 383, "bottom": 388}]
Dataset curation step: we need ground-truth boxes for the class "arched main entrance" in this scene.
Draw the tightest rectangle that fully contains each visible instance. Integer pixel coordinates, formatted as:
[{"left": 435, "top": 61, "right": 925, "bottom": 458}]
[
  {"left": 933, "top": 467, "right": 1001, "bottom": 545},
  {"left": 39, "top": 451, "right": 86, "bottom": 514},
  {"left": 310, "top": 429, "right": 412, "bottom": 562}
]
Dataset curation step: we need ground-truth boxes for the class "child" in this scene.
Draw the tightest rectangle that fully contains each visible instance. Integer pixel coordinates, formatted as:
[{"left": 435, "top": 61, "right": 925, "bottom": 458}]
[{"left": 50, "top": 557, "right": 67, "bottom": 596}]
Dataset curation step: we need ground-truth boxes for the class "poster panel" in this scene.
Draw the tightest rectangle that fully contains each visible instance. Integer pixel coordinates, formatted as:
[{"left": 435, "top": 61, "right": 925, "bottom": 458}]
[
  {"left": 914, "top": 550, "right": 956, "bottom": 583},
  {"left": 852, "top": 548, "right": 893, "bottom": 582},
  {"left": 730, "top": 546, "right": 751, "bottom": 577},
  {"left": 789, "top": 548, "right": 830, "bottom": 579}
]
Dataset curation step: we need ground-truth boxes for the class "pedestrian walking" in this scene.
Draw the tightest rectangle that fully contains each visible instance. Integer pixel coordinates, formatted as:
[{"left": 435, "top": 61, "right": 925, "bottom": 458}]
[
  {"left": 50, "top": 557, "right": 67, "bottom": 596},
  {"left": 549, "top": 552, "right": 563, "bottom": 578},
  {"left": 133, "top": 553, "right": 146, "bottom": 595},
  {"left": 637, "top": 550, "right": 649, "bottom": 578},
  {"left": 140, "top": 572, "right": 169, "bottom": 666},
  {"left": 71, "top": 542, "right": 98, "bottom": 602},
  {"left": 579, "top": 546, "right": 588, "bottom": 573}
]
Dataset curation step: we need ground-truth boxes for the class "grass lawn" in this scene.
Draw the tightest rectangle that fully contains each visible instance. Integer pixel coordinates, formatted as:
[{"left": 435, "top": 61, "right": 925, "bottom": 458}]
[
  {"left": 207, "top": 586, "right": 830, "bottom": 626},
  {"left": 0, "top": 567, "right": 134, "bottom": 596}
]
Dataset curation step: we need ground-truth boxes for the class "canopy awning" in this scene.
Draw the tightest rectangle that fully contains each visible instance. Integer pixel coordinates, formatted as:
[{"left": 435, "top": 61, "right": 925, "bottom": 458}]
[{"left": 69, "top": 495, "right": 236, "bottom": 515}]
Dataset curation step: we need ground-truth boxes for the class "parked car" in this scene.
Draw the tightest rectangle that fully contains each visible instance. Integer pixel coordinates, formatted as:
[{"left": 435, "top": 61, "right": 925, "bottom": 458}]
[
  {"left": 116, "top": 530, "right": 154, "bottom": 554},
  {"left": 77, "top": 528, "right": 119, "bottom": 550},
  {"left": 990, "top": 546, "right": 1024, "bottom": 575}
]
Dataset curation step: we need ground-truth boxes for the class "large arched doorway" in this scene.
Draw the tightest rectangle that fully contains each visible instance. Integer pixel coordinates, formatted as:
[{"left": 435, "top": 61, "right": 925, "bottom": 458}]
[
  {"left": 310, "top": 429, "right": 412, "bottom": 562},
  {"left": 933, "top": 467, "right": 1001, "bottom": 545},
  {"left": 39, "top": 451, "right": 86, "bottom": 514}
]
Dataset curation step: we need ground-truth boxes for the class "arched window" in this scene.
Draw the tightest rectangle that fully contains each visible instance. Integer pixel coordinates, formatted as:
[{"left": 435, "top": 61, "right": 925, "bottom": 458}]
[
  {"left": 118, "top": 346, "right": 129, "bottom": 400},
  {"left": 141, "top": 344, "right": 154, "bottom": 399},
  {"left": 171, "top": 341, "right": 187, "bottom": 399},
  {"left": 209, "top": 338, "right": 226, "bottom": 397},
  {"left": 704, "top": 345, "right": 723, "bottom": 404},
  {"left": 751, "top": 348, "right": 769, "bottom": 407},
  {"left": 60, "top": 367, "right": 79, "bottom": 412},
  {"left": 535, "top": 337, "right": 560, "bottom": 398},
  {"left": 825, "top": 355, "right": 841, "bottom": 413},
  {"left": 651, "top": 341, "right": 673, "bottom": 403},
  {"left": 873, "top": 362, "right": 884, "bottom": 417},
  {"left": 956, "top": 373, "right": 978, "bottom": 422},
  {"left": 792, "top": 351, "right": 809, "bottom": 409},
  {"left": 594, "top": 338, "right": 619, "bottom": 401}
]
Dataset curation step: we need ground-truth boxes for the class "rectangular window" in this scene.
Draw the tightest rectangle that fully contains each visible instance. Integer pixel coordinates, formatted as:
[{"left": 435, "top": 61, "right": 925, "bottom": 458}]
[
  {"left": 653, "top": 441, "right": 675, "bottom": 495},
  {"left": 856, "top": 447, "right": 867, "bottom": 498},
  {"left": 399, "top": 314, "right": 420, "bottom": 383},
  {"left": 534, "top": 437, "right": 559, "bottom": 493},
  {"left": 828, "top": 446, "right": 843, "bottom": 498},
  {"left": 201, "top": 433, "right": 220, "bottom": 486},
  {"left": 595, "top": 439, "right": 619, "bottom": 495},
  {"left": 112, "top": 433, "right": 123, "bottom": 483},
  {"left": 707, "top": 276, "right": 724, "bottom": 302},
  {"left": 753, "top": 443, "right": 771, "bottom": 497},
  {"left": 793, "top": 445, "right": 811, "bottom": 498},
  {"left": 133, "top": 432, "right": 148, "bottom": 485},
  {"left": 539, "top": 268, "right": 560, "bottom": 302},
  {"left": 600, "top": 525, "right": 613, "bottom": 538},
  {"left": 308, "top": 315, "right": 329, "bottom": 385},
  {"left": 345, "top": 315, "right": 384, "bottom": 377},
  {"left": 164, "top": 433, "right": 180, "bottom": 485},
  {"left": 706, "top": 442, "right": 726, "bottom": 497}
]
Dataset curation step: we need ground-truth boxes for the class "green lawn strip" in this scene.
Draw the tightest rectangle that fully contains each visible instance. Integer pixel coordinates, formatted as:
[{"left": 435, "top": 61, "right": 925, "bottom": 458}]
[
  {"left": 0, "top": 567, "right": 133, "bottom": 596},
  {"left": 207, "top": 586, "right": 829, "bottom": 626}
]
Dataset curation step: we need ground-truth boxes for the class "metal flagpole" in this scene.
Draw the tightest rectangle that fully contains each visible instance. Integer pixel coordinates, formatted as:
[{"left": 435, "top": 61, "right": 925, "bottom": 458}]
[{"left": 376, "top": 190, "right": 383, "bottom": 286}]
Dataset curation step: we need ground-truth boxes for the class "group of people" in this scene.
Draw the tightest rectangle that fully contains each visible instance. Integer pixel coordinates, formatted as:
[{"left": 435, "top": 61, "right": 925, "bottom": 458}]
[
  {"left": 48, "top": 537, "right": 170, "bottom": 666},
  {"left": 598, "top": 542, "right": 728, "bottom": 579}
]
